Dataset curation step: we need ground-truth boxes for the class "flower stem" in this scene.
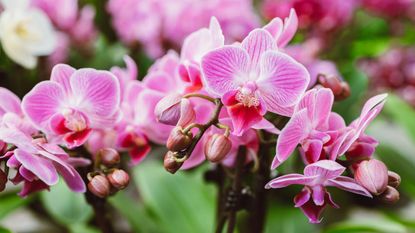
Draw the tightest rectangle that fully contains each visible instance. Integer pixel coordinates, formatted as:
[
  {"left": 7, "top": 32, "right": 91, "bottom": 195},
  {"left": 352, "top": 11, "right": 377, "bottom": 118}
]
[{"left": 76, "top": 146, "right": 115, "bottom": 233}]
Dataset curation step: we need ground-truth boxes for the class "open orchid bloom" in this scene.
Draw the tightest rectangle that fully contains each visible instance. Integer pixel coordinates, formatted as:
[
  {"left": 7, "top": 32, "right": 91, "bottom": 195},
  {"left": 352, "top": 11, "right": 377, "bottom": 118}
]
[
  {"left": 202, "top": 28, "right": 309, "bottom": 135},
  {"left": 328, "top": 94, "right": 388, "bottom": 159},
  {"left": 273, "top": 88, "right": 334, "bottom": 168},
  {"left": 0, "top": 128, "right": 88, "bottom": 196},
  {"left": 0, "top": 87, "right": 37, "bottom": 136},
  {"left": 22, "top": 64, "right": 121, "bottom": 148},
  {"left": 266, "top": 160, "right": 371, "bottom": 223}
]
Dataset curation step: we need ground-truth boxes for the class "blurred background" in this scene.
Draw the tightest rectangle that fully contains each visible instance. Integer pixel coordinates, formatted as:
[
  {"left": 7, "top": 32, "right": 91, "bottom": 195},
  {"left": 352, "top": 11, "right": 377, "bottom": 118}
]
[{"left": 1, "top": 0, "right": 415, "bottom": 232}]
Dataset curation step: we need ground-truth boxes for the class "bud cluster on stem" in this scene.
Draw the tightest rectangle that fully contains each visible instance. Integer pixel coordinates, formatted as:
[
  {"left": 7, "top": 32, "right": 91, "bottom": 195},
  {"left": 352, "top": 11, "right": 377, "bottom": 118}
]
[
  {"left": 354, "top": 159, "right": 400, "bottom": 203},
  {"left": 87, "top": 148, "right": 130, "bottom": 198},
  {"left": 162, "top": 96, "right": 233, "bottom": 174}
]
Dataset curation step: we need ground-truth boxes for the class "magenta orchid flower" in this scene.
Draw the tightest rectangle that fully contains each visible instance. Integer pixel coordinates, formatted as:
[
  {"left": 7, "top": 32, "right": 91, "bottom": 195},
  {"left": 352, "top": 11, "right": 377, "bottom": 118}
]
[
  {"left": 273, "top": 88, "right": 335, "bottom": 168},
  {"left": 0, "top": 128, "right": 89, "bottom": 196},
  {"left": 0, "top": 87, "right": 37, "bottom": 136},
  {"left": 329, "top": 94, "right": 388, "bottom": 159},
  {"left": 22, "top": 64, "right": 120, "bottom": 148},
  {"left": 202, "top": 28, "right": 309, "bottom": 136},
  {"left": 266, "top": 160, "right": 372, "bottom": 223}
]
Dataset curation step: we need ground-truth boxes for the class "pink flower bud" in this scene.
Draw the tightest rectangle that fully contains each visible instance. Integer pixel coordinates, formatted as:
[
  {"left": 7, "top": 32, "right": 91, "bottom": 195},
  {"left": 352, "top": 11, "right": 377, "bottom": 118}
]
[
  {"left": 155, "top": 93, "right": 183, "bottom": 125},
  {"left": 167, "top": 127, "right": 193, "bottom": 152},
  {"left": 88, "top": 175, "right": 110, "bottom": 198},
  {"left": 379, "top": 186, "right": 400, "bottom": 204},
  {"left": 0, "top": 169, "right": 7, "bottom": 192},
  {"left": 176, "top": 98, "right": 195, "bottom": 127},
  {"left": 354, "top": 159, "right": 388, "bottom": 195},
  {"left": 99, "top": 148, "right": 120, "bottom": 166},
  {"left": 318, "top": 74, "right": 350, "bottom": 100},
  {"left": 387, "top": 171, "right": 401, "bottom": 188},
  {"left": 163, "top": 151, "right": 183, "bottom": 174},
  {"left": 204, "top": 134, "right": 232, "bottom": 163},
  {"left": 107, "top": 169, "right": 130, "bottom": 190}
]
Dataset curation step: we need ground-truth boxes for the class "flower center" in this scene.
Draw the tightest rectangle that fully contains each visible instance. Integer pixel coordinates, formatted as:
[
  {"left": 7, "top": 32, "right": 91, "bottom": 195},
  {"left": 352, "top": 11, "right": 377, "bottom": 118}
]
[
  {"left": 236, "top": 85, "right": 259, "bottom": 107},
  {"left": 62, "top": 109, "right": 88, "bottom": 132}
]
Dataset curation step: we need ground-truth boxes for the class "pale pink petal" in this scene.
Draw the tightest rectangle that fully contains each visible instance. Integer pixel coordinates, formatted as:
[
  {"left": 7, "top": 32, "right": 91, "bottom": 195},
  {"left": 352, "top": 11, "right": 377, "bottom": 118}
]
[
  {"left": 265, "top": 174, "right": 317, "bottom": 189},
  {"left": 263, "top": 18, "right": 283, "bottom": 41},
  {"left": 14, "top": 149, "right": 58, "bottom": 186},
  {"left": 257, "top": 51, "right": 310, "bottom": 115},
  {"left": 278, "top": 9, "right": 298, "bottom": 48},
  {"left": 22, "top": 81, "right": 64, "bottom": 130},
  {"left": 50, "top": 64, "right": 76, "bottom": 95},
  {"left": 124, "top": 55, "right": 138, "bottom": 80},
  {"left": 70, "top": 68, "right": 120, "bottom": 118},
  {"left": 273, "top": 109, "right": 309, "bottom": 169},
  {"left": 311, "top": 185, "right": 325, "bottom": 206},
  {"left": 303, "top": 160, "right": 345, "bottom": 180},
  {"left": 54, "top": 162, "right": 86, "bottom": 192},
  {"left": 181, "top": 139, "right": 206, "bottom": 169},
  {"left": 0, "top": 87, "right": 22, "bottom": 116},
  {"left": 143, "top": 71, "right": 177, "bottom": 93},
  {"left": 202, "top": 46, "right": 249, "bottom": 95},
  {"left": 252, "top": 118, "right": 281, "bottom": 134},
  {"left": 355, "top": 94, "right": 387, "bottom": 134},
  {"left": 19, "top": 166, "right": 37, "bottom": 181},
  {"left": 326, "top": 176, "right": 372, "bottom": 197},
  {"left": 241, "top": 29, "right": 277, "bottom": 69},
  {"left": 328, "top": 112, "right": 346, "bottom": 130},
  {"left": 0, "top": 128, "right": 37, "bottom": 153}
]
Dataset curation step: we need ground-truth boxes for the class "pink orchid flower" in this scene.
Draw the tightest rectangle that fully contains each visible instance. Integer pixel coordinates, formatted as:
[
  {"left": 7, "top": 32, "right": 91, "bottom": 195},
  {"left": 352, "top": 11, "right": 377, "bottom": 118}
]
[
  {"left": 0, "top": 87, "right": 37, "bottom": 136},
  {"left": 0, "top": 128, "right": 89, "bottom": 196},
  {"left": 202, "top": 28, "right": 309, "bottom": 136},
  {"left": 110, "top": 55, "right": 138, "bottom": 101},
  {"left": 273, "top": 88, "right": 335, "bottom": 168},
  {"left": 263, "top": 9, "right": 298, "bottom": 48},
  {"left": 266, "top": 160, "right": 372, "bottom": 223},
  {"left": 178, "top": 17, "right": 224, "bottom": 90},
  {"left": 22, "top": 64, "right": 120, "bottom": 148},
  {"left": 328, "top": 94, "right": 388, "bottom": 159}
]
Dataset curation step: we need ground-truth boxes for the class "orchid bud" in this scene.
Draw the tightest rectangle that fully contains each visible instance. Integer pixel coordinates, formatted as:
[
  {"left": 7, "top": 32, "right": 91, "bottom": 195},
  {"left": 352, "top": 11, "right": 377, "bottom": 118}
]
[
  {"left": 0, "top": 169, "right": 7, "bottom": 192},
  {"left": 204, "top": 134, "right": 232, "bottom": 163},
  {"left": 354, "top": 159, "right": 388, "bottom": 195},
  {"left": 88, "top": 175, "right": 110, "bottom": 198},
  {"left": 155, "top": 93, "right": 182, "bottom": 125},
  {"left": 167, "top": 127, "right": 193, "bottom": 152},
  {"left": 107, "top": 169, "right": 130, "bottom": 190},
  {"left": 379, "top": 186, "right": 400, "bottom": 204},
  {"left": 164, "top": 151, "right": 183, "bottom": 174},
  {"left": 318, "top": 74, "right": 350, "bottom": 100},
  {"left": 387, "top": 171, "right": 401, "bottom": 188},
  {"left": 99, "top": 148, "right": 120, "bottom": 166},
  {"left": 177, "top": 98, "right": 196, "bottom": 127}
]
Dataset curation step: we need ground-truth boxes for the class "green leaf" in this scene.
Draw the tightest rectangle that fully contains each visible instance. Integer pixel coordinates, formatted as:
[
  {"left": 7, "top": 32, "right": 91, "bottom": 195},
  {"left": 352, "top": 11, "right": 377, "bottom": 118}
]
[
  {"left": 382, "top": 94, "right": 415, "bottom": 142},
  {"left": 0, "top": 226, "right": 12, "bottom": 233},
  {"left": 68, "top": 224, "right": 100, "bottom": 233},
  {"left": 265, "top": 203, "right": 317, "bottom": 233},
  {"left": 40, "top": 179, "right": 93, "bottom": 225},
  {"left": 0, "top": 192, "right": 32, "bottom": 219},
  {"left": 109, "top": 191, "right": 159, "bottom": 233},
  {"left": 134, "top": 160, "right": 216, "bottom": 233}
]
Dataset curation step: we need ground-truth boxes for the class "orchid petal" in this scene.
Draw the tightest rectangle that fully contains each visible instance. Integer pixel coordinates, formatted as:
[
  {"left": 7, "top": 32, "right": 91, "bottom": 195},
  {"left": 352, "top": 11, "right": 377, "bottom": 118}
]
[
  {"left": 202, "top": 46, "right": 249, "bottom": 95},
  {"left": 257, "top": 51, "right": 310, "bottom": 115},
  {"left": 304, "top": 160, "right": 345, "bottom": 180},
  {"left": 241, "top": 29, "right": 276, "bottom": 70},
  {"left": 326, "top": 176, "right": 372, "bottom": 197},
  {"left": 265, "top": 174, "right": 317, "bottom": 189}
]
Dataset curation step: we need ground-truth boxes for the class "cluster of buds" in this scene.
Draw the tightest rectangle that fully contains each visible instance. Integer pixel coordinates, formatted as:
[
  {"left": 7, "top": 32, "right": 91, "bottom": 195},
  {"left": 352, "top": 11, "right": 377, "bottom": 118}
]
[
  {"left": 360, "top": 47, "right": 415, "bottom": 107},
  {"left": 354, "top": 159, "right": 400, "bottom": 203},
  {"left": 87, "top": 148, "right": 130, "bottom": 198},
  {"left": 317, "top": 74, "right": 350, "bottom": 101}
]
